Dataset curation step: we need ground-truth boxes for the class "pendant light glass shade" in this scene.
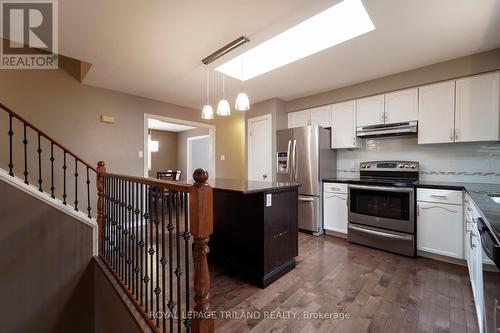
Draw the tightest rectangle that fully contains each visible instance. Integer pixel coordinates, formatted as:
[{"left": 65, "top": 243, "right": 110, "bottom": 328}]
[
  {"left": 235, "top": 55, "right": 250, "bottom": 111},
  {"left": 217, "top": 99, "right": 231, "bottom": 116},
  {"left": 201, "top": 69, "right": 214, "bottom": 119},
  {"left": 216, "top": 72, "right": 230, "bottom": 116},
  {"left": 201, "top": 104, "right": 214, "bottom": 119},
  {"left": 235, "top": 92, "right": 250, "bottom": 111}
]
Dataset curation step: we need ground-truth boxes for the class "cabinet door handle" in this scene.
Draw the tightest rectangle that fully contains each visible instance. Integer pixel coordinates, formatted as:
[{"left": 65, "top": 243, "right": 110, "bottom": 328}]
[
  {"left": 455, "top": 129, "right": 460, "bottom": 140},
  {"left": 450, "top": 129, "right": 454, "bottom": 141},
  {"left": 494, "top": 298, "right": 499, "bottom": 332}
]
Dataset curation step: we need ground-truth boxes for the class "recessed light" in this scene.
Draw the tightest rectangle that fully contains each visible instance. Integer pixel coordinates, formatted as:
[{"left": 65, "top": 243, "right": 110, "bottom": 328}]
[{"left": 216, "top": 0, "right": 375, "bottom": 81}]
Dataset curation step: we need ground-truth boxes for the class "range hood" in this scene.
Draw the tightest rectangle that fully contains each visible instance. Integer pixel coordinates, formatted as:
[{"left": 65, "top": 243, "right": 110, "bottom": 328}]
[{"left": 356, "top": 121, "right": 418, "bottom": 138}]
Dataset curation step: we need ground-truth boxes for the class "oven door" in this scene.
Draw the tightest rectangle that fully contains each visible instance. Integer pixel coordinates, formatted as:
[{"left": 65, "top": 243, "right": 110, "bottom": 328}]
[{"left": 348, "top": 184, "right": 414, "bottom": 233}]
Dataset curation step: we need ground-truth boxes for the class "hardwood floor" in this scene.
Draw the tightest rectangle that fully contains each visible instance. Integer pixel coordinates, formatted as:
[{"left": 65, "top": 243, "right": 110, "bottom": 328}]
[{"left": 210, "top": 233, "right": 481, "bottom": 333}]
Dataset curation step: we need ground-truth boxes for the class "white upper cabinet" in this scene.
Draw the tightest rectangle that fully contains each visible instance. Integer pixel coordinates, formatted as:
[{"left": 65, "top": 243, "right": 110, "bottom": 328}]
[
  {"left": 288, "top": 110, "right": 310, "bottom": 128},
  {"left": 384, "top": 88, "right": 418, "bottom": 124},
  {"left": 310, "top": 105, "right": 332, "bottom": 128},
  {"left": 356, "top": 94, "right": 385, "bottom": 127},
  {"left": 288, "top": 106, "right": 331, "bottom": 128},
  {"left": 331, "top": 100, "right": 359, "bottom": 149},
  {"left": 418, "top": 81, "right": 456, "bottom": 144},
  {"left": 455, "top": 72, "right": 500, "bottom": 142}
]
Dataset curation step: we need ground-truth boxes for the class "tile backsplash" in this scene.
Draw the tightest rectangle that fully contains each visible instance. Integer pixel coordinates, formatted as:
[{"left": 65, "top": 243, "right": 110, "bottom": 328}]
[{"left": 336, "top": 136, "right": 500, "bottom": 184}]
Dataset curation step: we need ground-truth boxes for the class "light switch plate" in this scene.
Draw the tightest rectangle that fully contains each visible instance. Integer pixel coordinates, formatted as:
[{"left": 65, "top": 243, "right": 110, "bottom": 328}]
[
  {"left": 266, "top": 193, "right": 272, "bottom": 207},
  {"left": 220, "top": 155, "right": 225, "bottom": 161},
  {"left": 138, "top": 151, "right": 144, "bottom": 158}
]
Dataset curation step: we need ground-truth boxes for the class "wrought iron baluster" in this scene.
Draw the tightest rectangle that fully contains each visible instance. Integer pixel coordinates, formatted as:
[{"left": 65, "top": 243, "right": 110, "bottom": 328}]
[
  {"left": 74, "top": 158, "right": 79, "bottom": 211},
  {"left": 8, "top": 114, "right": 14, "bottom": 176},
  {"left": 149, "top": 186, "right": 155, "bottom": 318},
  {"left": 129, "top": 180, "right": 134, "bottom": 294},
  {"left": 127, "top": 180, "right": 131, "bottom": 289},
  {"left": 183, "top": 192, "right": 191, "bottom": 332},
  {"left": 140, "top": 183, "right": 145, "bottom": 307},
  {"left": 87, "top": 167, "right": 91, "bottom": 218},
  {"left": 37, "top": 133, "right": 42, "bottom": 192},
  {"left": 135, "top": 182, "right": 140, "bottom": 300},
  {"left": 23, "top": 124, "right": 28, "bottom": 184},
  {"left": 63, "top": 151, "right": 67, "bottom": 205},
  {"left": 144, "top": 184, "right": 150, "bottom": 312},
  {"left": 121, "top": 179, "right": 125, "bottom": 280},
  {"left": 175, "top": 191, "right": 182, "bottom": 333},
  {"left": 155, "top": 187, "right": 161, "bottom": 328},
  {"left": 50, "top": 143, "right": 55, "bottom": 198},
  {"left": 167, "top": 191, "right": 174, "bottom": 333}
]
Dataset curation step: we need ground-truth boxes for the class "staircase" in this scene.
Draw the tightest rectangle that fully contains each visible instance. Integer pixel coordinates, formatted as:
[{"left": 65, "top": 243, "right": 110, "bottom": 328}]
[{"left": 0, "top": 102, "right": 214, "bottom": 333}]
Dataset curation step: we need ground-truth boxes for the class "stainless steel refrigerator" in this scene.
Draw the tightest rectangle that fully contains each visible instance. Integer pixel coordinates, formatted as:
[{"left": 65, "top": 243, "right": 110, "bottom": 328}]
[{"left": 276, "top": 126, "right": 336, "bottom": 235}]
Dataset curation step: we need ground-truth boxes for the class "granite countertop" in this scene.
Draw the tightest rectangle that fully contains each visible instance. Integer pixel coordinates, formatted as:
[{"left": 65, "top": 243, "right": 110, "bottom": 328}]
[
  {"left": 323, "top": 177, "right": 360, "bottom": 183},
  {"left": 209, "top": 178, "right": 300, "bottom": 194}
]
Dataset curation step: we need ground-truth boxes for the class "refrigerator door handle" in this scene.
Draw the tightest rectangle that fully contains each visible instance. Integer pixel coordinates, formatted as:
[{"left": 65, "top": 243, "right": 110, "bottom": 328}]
[
  {"left": 292, "top": 139, "right": 298, "bottom": 182},
  {"left": 287, "top": 140, "right": 292, "bottom": 180}
]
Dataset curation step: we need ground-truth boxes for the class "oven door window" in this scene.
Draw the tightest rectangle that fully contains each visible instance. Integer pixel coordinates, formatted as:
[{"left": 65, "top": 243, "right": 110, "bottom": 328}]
[{"left": 350, "top": 188, "right": 410, "bottom": 221}]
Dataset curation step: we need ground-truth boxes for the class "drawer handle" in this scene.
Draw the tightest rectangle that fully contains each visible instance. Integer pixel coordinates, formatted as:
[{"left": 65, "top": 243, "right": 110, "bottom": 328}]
[
  {"left": 430, "top": 194, "right": 448, "bottom": 199},
  {"left": 330, "top": 187, "right": 341, "bottom": 191},
  {"left": 273, "top": 230, "right": 288, "bottom": 239}
]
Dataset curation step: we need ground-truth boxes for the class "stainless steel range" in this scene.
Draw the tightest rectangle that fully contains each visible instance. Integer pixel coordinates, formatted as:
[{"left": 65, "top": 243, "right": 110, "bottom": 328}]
[{"left": 348, "top": 161, "right": 419, "bottom": 257}]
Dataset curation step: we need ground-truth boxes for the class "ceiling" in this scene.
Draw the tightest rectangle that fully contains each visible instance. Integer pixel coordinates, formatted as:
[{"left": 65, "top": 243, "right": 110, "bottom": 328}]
[
  {"left": 58, "top": 0, "right": 500, "bottom": 110},
  {"left": 148, "top": 119, "right": 196, "bottom": 132}
]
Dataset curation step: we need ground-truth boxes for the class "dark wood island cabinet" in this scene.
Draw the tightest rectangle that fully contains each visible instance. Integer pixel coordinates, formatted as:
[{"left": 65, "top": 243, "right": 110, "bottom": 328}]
[{"left": 208, "top": 179, "right": 300, "bottom": 288}]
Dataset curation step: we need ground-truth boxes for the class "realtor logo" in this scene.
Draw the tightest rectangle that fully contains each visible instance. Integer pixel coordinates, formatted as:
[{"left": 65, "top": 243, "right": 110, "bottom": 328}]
[{"left": 1, "top": 1, "right": 58, "bottom": 69}]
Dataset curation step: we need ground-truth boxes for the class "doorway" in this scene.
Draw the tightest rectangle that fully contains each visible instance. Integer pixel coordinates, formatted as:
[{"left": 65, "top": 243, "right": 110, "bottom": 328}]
[
  {"left": 247, "top": 114, "right": 272, "bottom": 182},
  {"left": 187, "top": 135, "right": 211, "bottom": 179},
  {"left": 143, "top": 114, "right": 216, "bottom": 180}
]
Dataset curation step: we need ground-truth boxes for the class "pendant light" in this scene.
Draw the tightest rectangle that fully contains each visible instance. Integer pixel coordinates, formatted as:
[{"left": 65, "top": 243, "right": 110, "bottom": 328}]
[
  {"left": 216, "top": 72, "right": 230, "bottom": 116},
  {"left": 235, "top": 57, "right": 250, "bottom": 111},
  {"left": 201, "top": 69, "right": 214, "bottom": 120}
]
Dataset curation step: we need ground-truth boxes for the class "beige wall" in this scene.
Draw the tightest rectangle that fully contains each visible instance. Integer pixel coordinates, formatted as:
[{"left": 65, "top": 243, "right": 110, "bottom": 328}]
[
  {"left": 214, "top": 113, "right": 245, "bottom": 179},
  {"left": 0, "top": 69, "right": 245, "bottom": 180},
  {"left": 286, "top": 48, "right": 500, "bottom": 112},
  {"left": 177, "top": 127, "right": 210, "bottom": 179},
  {"left": 0, "top": 180, "right": 94, "bottom": 333},
  {"left": 148, "top": 129, "right": 178, "bottom": 177}
]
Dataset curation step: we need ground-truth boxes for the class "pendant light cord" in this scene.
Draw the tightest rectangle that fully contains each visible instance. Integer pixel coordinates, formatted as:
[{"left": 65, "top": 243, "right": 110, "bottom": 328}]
[
  {"left": 206, "top": 69, "right": 210, "bottom": 104},
  {"left": 222, "top": 73, "right": 225, "bottom": 99}
]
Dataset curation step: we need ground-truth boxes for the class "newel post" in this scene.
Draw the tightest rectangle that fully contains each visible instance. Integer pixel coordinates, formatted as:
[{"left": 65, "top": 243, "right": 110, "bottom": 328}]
[
  {"left": 96, "top": 161, "right": 106, "bottom": 256},
  {"left": 190, "top": 168, "right": 214, "bottom": 333}
]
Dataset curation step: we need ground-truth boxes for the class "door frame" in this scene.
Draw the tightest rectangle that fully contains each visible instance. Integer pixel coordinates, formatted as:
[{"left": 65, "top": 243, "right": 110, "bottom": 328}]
[
  {"left": 247, "top": 113, "right": 272, "bottom": 181},
  {"left": 186, "top": 134, "right": 211, "bottom": 179},
  {"left": 143, "top": 114, "right": 216, "bottom": 179}
]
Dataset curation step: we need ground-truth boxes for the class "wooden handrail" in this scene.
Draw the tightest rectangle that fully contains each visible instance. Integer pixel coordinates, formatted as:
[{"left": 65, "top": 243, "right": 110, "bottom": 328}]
[
  {"left": 102, "top": 172, "right": 193, "bottom": 192},
  {"left": 0, "top": 102, "right": 96, "bottom": 172}
]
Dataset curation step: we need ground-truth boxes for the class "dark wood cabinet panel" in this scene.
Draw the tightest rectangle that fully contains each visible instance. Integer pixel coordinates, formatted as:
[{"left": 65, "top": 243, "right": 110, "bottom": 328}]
[{"left": 210, "top": 187, "right": 298, "bottom": 288}]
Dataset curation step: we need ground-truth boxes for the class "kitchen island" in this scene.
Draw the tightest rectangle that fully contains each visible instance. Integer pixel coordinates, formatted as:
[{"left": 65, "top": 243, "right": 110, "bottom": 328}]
[{"left": 208, "top": 178, "right": 300, "bottom": 288}]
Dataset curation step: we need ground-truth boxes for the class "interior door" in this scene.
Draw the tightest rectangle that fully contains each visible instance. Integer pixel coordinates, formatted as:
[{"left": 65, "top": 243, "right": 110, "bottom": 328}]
[
  {"left": 248, "top": 115, "right": 272, "bottom": 182},
  {"left": 293, "top": 126, "right": 319, "bottom": 196}
]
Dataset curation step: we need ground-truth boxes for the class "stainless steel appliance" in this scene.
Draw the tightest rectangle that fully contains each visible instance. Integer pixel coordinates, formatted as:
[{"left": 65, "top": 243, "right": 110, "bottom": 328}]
[
  {"left": 357, "top": 121, "right": 418, "bottom": 138},
  {"left": 348, "top": 161, "right": 419, "bottom": 257},
  {"left": 276, "top": 126, "right": 336, "bottom": 235},
  {"left": 478, "top": 218, "right": 500, "bottom": 333}
]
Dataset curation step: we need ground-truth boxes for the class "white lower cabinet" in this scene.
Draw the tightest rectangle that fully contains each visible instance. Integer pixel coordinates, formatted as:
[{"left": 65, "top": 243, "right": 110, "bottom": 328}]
[
  {"left": 323, "top": 183, "right": 348, "bottom": 235},
  {"left": 417, "top": 190, "right": 463, "bottom": 259}
]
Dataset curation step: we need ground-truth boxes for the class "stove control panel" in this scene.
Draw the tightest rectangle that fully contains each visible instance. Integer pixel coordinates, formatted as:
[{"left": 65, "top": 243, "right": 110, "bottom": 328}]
[{"left": 360, "top": 161, "right": 419, "bottom": 171}]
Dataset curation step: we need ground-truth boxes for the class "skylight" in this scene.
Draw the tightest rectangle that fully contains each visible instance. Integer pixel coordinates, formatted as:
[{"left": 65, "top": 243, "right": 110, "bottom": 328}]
[{"left": 216, "top": 0, "right": 375, "bottom": 81}]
